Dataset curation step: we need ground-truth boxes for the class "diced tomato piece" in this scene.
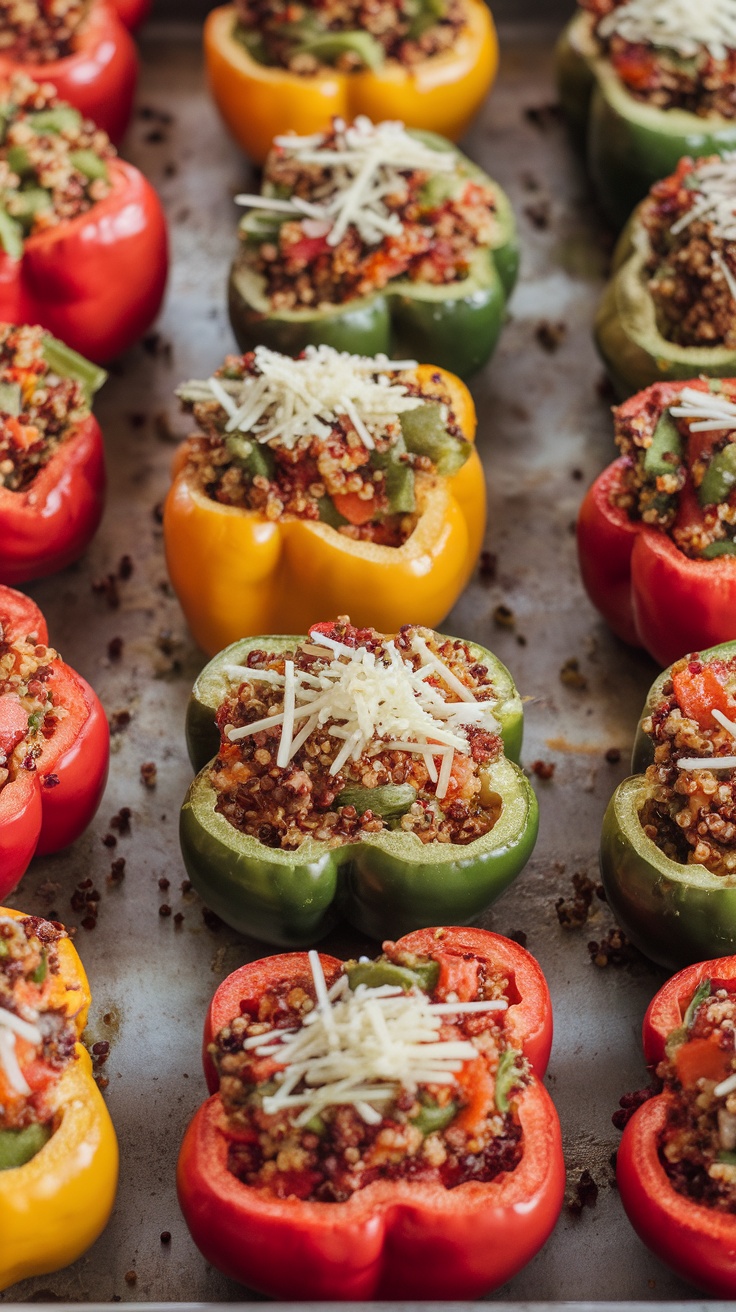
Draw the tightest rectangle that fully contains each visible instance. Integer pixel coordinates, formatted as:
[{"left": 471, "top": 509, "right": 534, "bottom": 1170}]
[
  {"left": 435, "top": 953, "right": 480, "bottom": 1002},
  {"left": 672, "top": 662, "right": 734, "bottom": 729},
  {"left": 454, "top": 1056, "right": 495, "bottom": 1134},
  {"left": 7, "top": 417, "right": 39, "bottom": 451},
  {"left": 674, "top": 1037, "right": 732, "bottom": 1088},
  {"left": 0, "top": 696, "right": 29, "bottom": 756},
  {"left": 331, "top": 492, "right": 377, "bottom": 526}
]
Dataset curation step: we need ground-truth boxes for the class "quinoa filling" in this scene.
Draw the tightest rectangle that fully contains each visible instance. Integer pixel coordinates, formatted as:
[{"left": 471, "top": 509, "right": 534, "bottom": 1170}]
[
  {"left": 638, "top": 653, "right": 736, "bottom": 876},
  {"left": 610, "top": 379, "right": 736, "bottom": 559},
  {"left": 0, "top": 74, "right": 115, "bottom": 260},
  {"left": 211, "top": 619, "right": 505, "bottom": 850},
  {"left": 232, "top": 0, "right": 465, "bottom": 74},
  {"left": 212, "top": 941, "right": 528, "bottom": 1201},
  {"left": 640, "top": 154, "right": 736, "bottom": 351},
  {"left": 0, "top": 0, "right": 88, "bottom": 64},
  {"left": 580, "top": 0, "right": 736, "bottom": 118},
  {"left": 235, "top": 118, "right": 499, "bottom": 311},
  {"left": 0, "top": 915, "right": 77, "bottom": 1169},
  {"left": 177, "top": 344, "right": 470, "bottom": 546},
  {"left": 0, "top": 323, "right": 90, "bottom": 492},
  {"left": 0, "top": 620, "right": 64, "bottom": 795},
  {"left": 658, "top": 978, "right": 736, "bottom": 1210}
]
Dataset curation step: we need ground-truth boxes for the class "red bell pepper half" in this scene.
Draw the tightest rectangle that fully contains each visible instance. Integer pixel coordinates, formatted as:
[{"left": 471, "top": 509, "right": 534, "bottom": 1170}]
[
  {"left": 0, "top": 332, "right": 107, "bottom": 585},
  {"left": 178, "top": 926, "right": 564, "bottom": 1301},
  {"left": 0, "top": 584, "right": 109, "bottom": 900},
  {"left": 618, "top": 957, "right": 736, "bottom": 1296},
  {"left": 578, "top": 379, "right": 736, "bottom": 668},
  {"left": 0, "top": 160, "right": 168, "bottom": 365},
  {"left": 0, "top": 3, "right": 138, "bottom": 146},
  {"left": 110, "top": 0, "right": 152, "bottom": 31}
]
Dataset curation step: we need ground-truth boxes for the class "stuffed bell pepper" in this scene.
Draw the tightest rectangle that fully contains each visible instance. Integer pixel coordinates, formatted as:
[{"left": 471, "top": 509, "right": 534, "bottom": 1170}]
[
  {"left": 0, "top": 1, "right": 137, "bottom": 145},
  {"left": 578, "top": 377, "right": 736, "bottom": 665},
  {"left": 204, "top": 0, "right": 497, "bottom": 165},
  {"left": 228, "top": 117, "right": 517, "bottom": 379},
  {"left": 0, "top": 75, "right": 168, "bottom": 364},
  {"left": 0, "top": 584, "right": 109, "bottom": 900},
  {"left": 596, "top": 153, "right": 736, "bottom": 398},
  {"left": 165, "top": 343, "right": 485, "bottom": 652},
  {"left": 600, "top": 644, "right": 736, "bottom": 969},
  {"left": 0, "top": 908, "right": 118, "bottom": 1291},
  {"left": 618, "top": 958, "right": 736, "bottom": 1295},
  {"left": 181, "top": 618, "right": 537, "bottom": 945},
  {"left": 0, "top": 323, "right": 107, "bottom": 584},
  {"left": 556, "top": 0, "right": 736, "bottom": 229},
  {"left": 177, "top": 927, "right": 564, "bottom": 1299}
]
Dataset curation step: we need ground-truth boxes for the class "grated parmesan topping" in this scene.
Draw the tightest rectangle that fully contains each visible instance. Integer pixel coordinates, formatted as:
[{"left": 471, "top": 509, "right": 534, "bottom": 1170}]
[
  {"left": 235, "top": 116, "right": 457, "bottom": 250},
  {"left": 599, "top": 0, "right": 736, "bottom": 61},
  {"left": 250, "top": 950, "right": 507, "bottom": 1126},
  {"left": 669, "top": 154, "right": 736, "bottom": 241},
  {"left": 670, "top": 386, "right": 736, "bottom": 433},
  {"left": 225, "top": 628, "right": 500, "bottom": 800},
  {"left": 177, "top": 344, "right": 425, "bottom": 453}
]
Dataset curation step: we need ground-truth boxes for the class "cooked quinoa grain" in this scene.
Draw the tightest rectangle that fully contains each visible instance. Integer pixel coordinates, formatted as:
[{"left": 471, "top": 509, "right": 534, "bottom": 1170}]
[
  {"left": 0, "top": 323, "right": 90, "bottom": 491},
  {"left": 0, "top": 621, "right": 64, "bottom": 795},
  {"left": 0, "top": 0, "right": 88, "bottom": 63}
]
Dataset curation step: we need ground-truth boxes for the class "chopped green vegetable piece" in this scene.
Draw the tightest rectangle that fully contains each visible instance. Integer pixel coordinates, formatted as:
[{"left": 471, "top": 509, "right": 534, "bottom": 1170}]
[
  {"left": 412, "top": 1097, "right": 457, "bottom": 1135},
  {"left": 31, "top": 949, "right": 47, "bottom": 985},
  {"left": 6, "top": 145, "right": 31, "bottom": 177},
  {"left": 400, "top": 403, "right": 469, "bottom": 475},
  {"left": 644, "top": 411, "right": 682, "bottom": 478},
  {"left": 27, "top": 710, "right": 43, "bottom": 733},
  {"left": 0, "top": 381, "right": 22, "bottom": 416},
  {"left": 9, "top": 188, "right": 53, "bottom": 230},
  {"left": 233, "top": 24, "right": 273, "bottom": 63},
  {"left": 0, "top": 208, "right": 24, "bottom": 260},
  {"left": 224, "top": 433, "right": 275, "bottom": 479},
  {"left": 294, "top": 31, "right": 384, "bottom": 69},
  {"left": 304, "top": 1114, "right": 326, "bottom": 1136},
  {"left": 346, "top": 957, "right": 440, "bottom": 994},
  {"left": 495, "top": 1048, "right": 521, "bottom": 1114},
  {"left": 701, "top": 540, "right": 736, "bottom": 559},
  {"left": 0, "top": 1123, "right": 51, "bottom": 1171},
  {"left": 684, "top": 978, "right": 711, "bottom": 1032},
  {"left": 717, "top": 1150, "right": 736, "bottom": 1165},
  {"left": 370, "top": 436, "right": 415, "bottom": 515},
  {"left": 30, "top": 106, "right": 82, "bottom": 135},
  {"left": 69, "top": 150, "right": 108, "bottom": 183},
  {"left": 407, "top": 0, "right": 446, "bottom": 40},
  {"left": 239, "top": 210, "right": 286, "bottom": 245},
  {"left": 699, "top": 446, "right": 736, "bottom": 506},
  {"left": 336, "top": 783, "right": 417, "bottom": 818},
  {"left": 317, "top": 496, "right": 350, "bottom": 529},
  {"left": 41, "top": 333, "right": 107, "bottom": 400}
]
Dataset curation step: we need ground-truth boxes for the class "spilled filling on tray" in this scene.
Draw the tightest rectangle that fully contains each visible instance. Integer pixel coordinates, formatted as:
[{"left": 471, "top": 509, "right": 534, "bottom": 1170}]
[
  {"left": 638, "top": 652, "right": 736, "bottom": 876},
  {"left": 232, "top": 0, "right": 466, "bottom": 74},
  {"left": 0, "top": 324, "right": 90, "bottom": 492},
  {"left": 658, "top": 978, "right": 736, "bottom": 1209},
  {"left": 234, "top": 118, "right": 499, "bottom": 310},
  {"left": 177, "top": 344, "right": 470, "bottom": 546},
  {"left": 0, "top": 618, "right": 63, "bottom": 795},
  {"left": 0, "top": 0, "right": 89, "bottom": 64},
  {"left": 0, "top": 75, "right": 115, "bottom": 259},
  {"left": 640, "top": 154, "right": 736, "bottom": 350},
  {"left": 210, "top": 619, "right": 505, "bottom": 849},
  {"left": 581, "top": 0, "right": 736, "bottom": 117},
  {"left": 611, "top": 378, "right": 736, "bottom": 559},
  {"left": 0, "top": 915, "right": 77, "bottom": 1170},
  {"left": 212, "top": 942, "right": 529, "bottom": 1200}
]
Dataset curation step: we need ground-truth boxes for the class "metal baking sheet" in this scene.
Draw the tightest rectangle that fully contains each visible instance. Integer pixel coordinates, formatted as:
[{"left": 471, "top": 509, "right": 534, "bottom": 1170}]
[{"left": 0, "top": 9, "right": 707, "bottom": 1305}]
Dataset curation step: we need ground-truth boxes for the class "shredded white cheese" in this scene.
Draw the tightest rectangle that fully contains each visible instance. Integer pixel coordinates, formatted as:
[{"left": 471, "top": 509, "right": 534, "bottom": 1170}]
[
  {"left": 669, "top": 154, "right": 736, "bottom": 241},
  {"left": 0, "top": 1006, "right": 41, "bottom": 1096},
  {"left": 226, "top": 628, "right": 500, "bottom": 800},
  {"left": 670, "top": 386, "right": 736, "bottom": 433},
  {"left": 715, "top": 1071, "right": 736, "bottom": 1097},
  {"left": 599, "top": 0, "right": 736, "bottom": 61},
  {"left": 177, "top": 344, "right": 424, "bottom": 454},
  {"left": 253, "top": 950, "right": 506, "bottom": 1126},
  {"left": 235, "top": 116, "right": 457, "bottom": 250},
  {"left": 677, "top": 707, "right": 736, "bottom": 770}
]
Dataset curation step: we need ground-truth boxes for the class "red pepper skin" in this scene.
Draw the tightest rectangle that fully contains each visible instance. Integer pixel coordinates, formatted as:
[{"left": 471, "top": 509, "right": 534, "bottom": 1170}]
[
  {"left": 577, "top": 458, "right": 639, "bottom": 648},
  {"left": 0, "top": 585, "right": 109, "bottom": 900},
  {"left": 0, "top": 415, "right": 105, "bottom": 584},
  {"left": 180, "top": 927, "right": 564, "bottom": 1300},
  {"left": 0, "top": 4, "right": 138, "bottom": 145},
  {"left": 110, "top": 0, "right": 151, "bottom": 31},
  {"left": 0, "top": 161, "right": 169, "bottom": 365},
  {"left": 618, "top": 957, "right": 736, "bottom": 1296}
]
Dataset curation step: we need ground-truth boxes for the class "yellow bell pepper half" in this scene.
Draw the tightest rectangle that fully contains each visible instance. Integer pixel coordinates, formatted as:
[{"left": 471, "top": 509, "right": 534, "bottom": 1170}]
[
  {"left": 203, "top": 0, "right": 498, "bottom": 165},
  {"left": 0, "top": 907, "right": 119, "bottom": 1293},
  {"left": 164, "top": 365, "right": 486, "bottom": 657}
]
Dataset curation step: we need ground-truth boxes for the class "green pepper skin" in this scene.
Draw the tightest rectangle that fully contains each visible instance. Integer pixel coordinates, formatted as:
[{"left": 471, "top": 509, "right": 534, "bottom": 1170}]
[
  {"left": 227, "top": 135, "right": 517, "bottom": 381},
  {"left": 595, "top": 215, "right": 736, "bottom": 399},
  {"left": 181, "top": 633, "right": 535, "bottom": 947},
  {"left": 556, "top": 12, "right": 736, "bottom": 231},
  {"left": 602, "top": 640, "right": 736, "bottom": 970}
]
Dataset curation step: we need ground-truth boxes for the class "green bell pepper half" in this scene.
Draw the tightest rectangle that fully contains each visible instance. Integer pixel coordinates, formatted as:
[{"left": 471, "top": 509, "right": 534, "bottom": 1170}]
[
  {"left": 594, "top": 214, "right": 736, "bottom": 399},
  {"left": 227, "top": 132, "right": 518, "bottom": 381},
  {"left": 555, "top": 11, "right": 736, "bottom": 231},
  {"left": 601, "top": 640, "right": 736, "bottom": 970},
  {"left": 180, "top": 633, "right": 536, "bottom": 947}
]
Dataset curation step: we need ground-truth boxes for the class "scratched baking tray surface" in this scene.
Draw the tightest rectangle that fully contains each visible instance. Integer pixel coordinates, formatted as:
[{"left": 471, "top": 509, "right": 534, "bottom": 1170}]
[{"left": 0, "top": 8, "right": 706, "bottom": 1305}]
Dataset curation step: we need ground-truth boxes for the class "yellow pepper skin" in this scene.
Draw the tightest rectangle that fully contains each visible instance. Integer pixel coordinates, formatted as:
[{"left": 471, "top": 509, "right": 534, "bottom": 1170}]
[
  {"left": 0, "top": 907, "right": 118, "bottom": 1293},
  {"left": 203, "top": 1, "right": 498, "bottom": 165},
  {"left": 164, "top": 366, "right": 485, "bottom": 657}
]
